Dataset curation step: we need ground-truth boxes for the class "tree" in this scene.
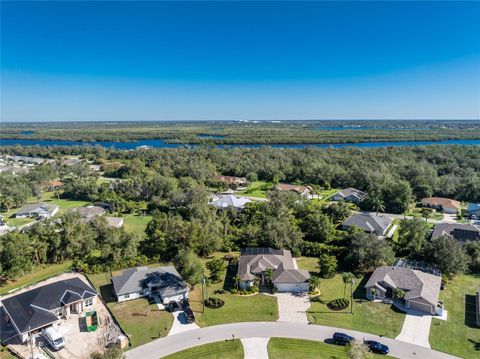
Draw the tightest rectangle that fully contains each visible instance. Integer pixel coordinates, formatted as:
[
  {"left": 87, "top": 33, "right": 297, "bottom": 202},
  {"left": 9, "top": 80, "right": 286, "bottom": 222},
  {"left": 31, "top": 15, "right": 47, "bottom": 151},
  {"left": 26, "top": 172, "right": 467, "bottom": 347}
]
[
  {"left": 421, "top": 208, "right": 434, "bottom": 222},
  {"left": 173, "top": 248, "right": 203, "bottom": 285},
  {"left": 318, "top": 253, "right": 338, "bottom": 278},
  {"left": 342, "top": 272, "right": 354, "bottom": 299},
  {"left": 347, "top": 343, "right": 368, "bottom": 359},
  {"left": 324, "top": 201, "right": 352, "bottom": 223},
  {"left": 425, "top": 235, "right": 469, "bottom": 277},
  {"left": 369, "top": 287, "right": 377, "bottom": 300},
  {"left": 301, "top": 212, "right": 335, "bottom": 243},
  {"left": 345, "top": 232, "right": 394, "bottom": 271},
  {"left": 309, "top": 276, "right": 321, "bottom": 292},
  {"left": 90, "top": 346, "right": 123, "bottom": 359},
  {"left": 394, "top": 288, "right": 406, "bottom": 299},
  {"left": 368, "top": 191, "right": 385, "bottom": 215},
  {"left": 233, "top": 274, "right": 241, "bottom": 289},
  {"left": 383, "top": 180, "right": 413, "bottom": 214},
  {"left": 264, "top": 268, "right": 274, "bottom": 284},
  {"left": 397, "top": 218, "right": 430, "bottom": 257},
  {"left": 464, "top": 240, "right": 480, "bottom": 271},
  {"left": 0, "top": 232, "right": 34, "bottom": 279},
  {"left": 206, "top": 257, "right": 226, "bottom": 283}
]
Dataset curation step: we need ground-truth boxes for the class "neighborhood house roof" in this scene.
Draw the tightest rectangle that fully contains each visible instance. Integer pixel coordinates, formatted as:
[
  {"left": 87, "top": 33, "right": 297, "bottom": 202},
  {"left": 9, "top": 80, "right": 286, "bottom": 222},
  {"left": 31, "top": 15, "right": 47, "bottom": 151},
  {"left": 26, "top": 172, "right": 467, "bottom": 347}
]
[
  {"left": 213, "top": 175, "right": 247, "bottom": 184},
  {"left": 71, "top": 206, "right": 106, "bottom": 218},
  {"left": 365, "top": 266, "right": 441, "bottom": 307},
  {"left": 468, "top": 203, "right": 480, "bottom": 213},
  {"left": 342, "top": 212, "right": 393, "bottom": 234},
  {"left": 104, "top": 216, "right": 124, "bottom": 228},
  {"left": 421, "top": 197, "right": 460, "bottom": 210},
  {"left": 111, "top": 266, "right": 188, "bottom": 297},
  {"left": 46, "top": 180, "right": 64, "bottom": 187},
  {"left": 16, "top": 203, "right": 58, "bottom": 216},
  {"left": 335, "top": 188, "right": 366, "bottom": 200},
  {"left": 238, "top": 247, "right": 310, "bottom": 284},
  {"left": 209, "top": 195, "right": 251, "bottom": 210},
  {"left": 275, "top": 183, "right": 311, "bottom": 193},
  {"left": 0, "top": 278, "right": 97, "bottom": 334},
  {"left": 431, "top": 223, "right": 480, "bottom": 242}
]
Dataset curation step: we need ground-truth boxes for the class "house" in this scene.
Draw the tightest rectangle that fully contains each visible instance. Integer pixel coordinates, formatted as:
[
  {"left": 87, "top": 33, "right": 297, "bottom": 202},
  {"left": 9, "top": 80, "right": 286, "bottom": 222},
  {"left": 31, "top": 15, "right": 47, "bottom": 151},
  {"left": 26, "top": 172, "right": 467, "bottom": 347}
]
[
  {"left": 467, "top": 203, "right": 480, "bottom": 219},
  {"left": 213, "top": 175, "right": 248, "bottom": 188},
  {"left": 104, "top": 216, "right": 124, "bottom": 228},
  {"left": 365, "top": 266, "right": 442, "bottom": 315},
  {"left": 431, "top": 223, "right": 480, "bottom": 242},
  {"left": 421, "top": 197, "right": 461, "bottom": 214},
  {"left": 0, "top": 277, "right": 97, "bottom": 343},
  {"left": 111, "top": 266, "right": 189, "bottom": 304},
  {"left": 14, "top": 203, "right": 59, "bottom": 219},
  {"left": 332, "top": 188, "right": 366, "bottom": 204},
  {"left": 237, "top": 247, "right": 310, "bottom": 292},
  {"left": 341, "top": 212, "right": 393, "bottom": 236},
  {"left": 71, "top": 205, "right": 106, "bottom": 219},
  {"left": 209, "top": 194, "right": 251, "bottom": 211},
  {"left": 46, "top": 180, "right": 64, "bottom": 191},
  {"left": 275, "top": 183, "right": 312, "bottom": 197}
]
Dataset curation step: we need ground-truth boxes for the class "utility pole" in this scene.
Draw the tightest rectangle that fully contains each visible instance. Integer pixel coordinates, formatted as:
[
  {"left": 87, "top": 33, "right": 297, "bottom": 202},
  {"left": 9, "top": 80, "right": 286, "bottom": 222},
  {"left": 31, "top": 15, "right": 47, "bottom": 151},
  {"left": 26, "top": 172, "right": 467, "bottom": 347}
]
[{"left": 201, "top": 276, "right": 206, "bottom": 313}]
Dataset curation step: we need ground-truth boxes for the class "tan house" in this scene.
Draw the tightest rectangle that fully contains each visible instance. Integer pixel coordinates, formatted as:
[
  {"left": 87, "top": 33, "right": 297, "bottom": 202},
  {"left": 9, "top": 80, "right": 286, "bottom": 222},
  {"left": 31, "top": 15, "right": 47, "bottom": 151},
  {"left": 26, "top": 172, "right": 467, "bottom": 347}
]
[
  {"left": 213, "top": 175, "right": 248, "bottom": 188},
  {"left": 421, "top": 197, "right": 461, "bottom": 214},
  {"left": 275, "top": 183, "right": 312, "bottom": 197}
]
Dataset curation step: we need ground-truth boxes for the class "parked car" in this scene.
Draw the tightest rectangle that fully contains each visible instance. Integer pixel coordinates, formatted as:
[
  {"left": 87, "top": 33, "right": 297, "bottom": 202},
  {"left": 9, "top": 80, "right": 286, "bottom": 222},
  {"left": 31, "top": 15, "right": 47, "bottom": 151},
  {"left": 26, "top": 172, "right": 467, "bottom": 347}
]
[
  {"left": 364, "top": 340, "right": 389, "bottom": 354},
  {"left": 183, "top": 307, "right": 195, "bottom": 323},
  {"left": 168, "top": 301, "right": 179, "bottom": 312},
  {"left": 42, "top": 327, "right": 65, "bottom": 351},
  {"left": 180, "top": 298, "right": 190, "bottom": 310},
  {"left": 333, "top": 332, "right": 355, "bottom": 346}
]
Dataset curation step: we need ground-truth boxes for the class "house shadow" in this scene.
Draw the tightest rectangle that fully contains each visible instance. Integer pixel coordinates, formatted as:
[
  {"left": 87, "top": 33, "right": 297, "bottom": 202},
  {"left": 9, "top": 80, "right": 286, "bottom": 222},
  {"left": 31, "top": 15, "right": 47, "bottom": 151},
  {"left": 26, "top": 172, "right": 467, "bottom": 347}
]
[
  {"left": 222, "top": 262, "right": 237, "bottom": 291},
  {"left": 464, "top": 294, "right": 479, "bottom": 329},
  {"left": 99, "top": 283, "right": 116, "bottom": 303},
  {"left": 352, "top": 272, "right": 370, "bottom": 303}
]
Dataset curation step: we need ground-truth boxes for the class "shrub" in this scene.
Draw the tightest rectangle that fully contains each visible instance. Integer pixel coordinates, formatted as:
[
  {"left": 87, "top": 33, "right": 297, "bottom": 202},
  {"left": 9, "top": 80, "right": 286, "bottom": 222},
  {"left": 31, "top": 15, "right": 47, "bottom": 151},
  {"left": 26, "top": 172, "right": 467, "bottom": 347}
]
[
  {"left": 204, "top": 297, "right": 225, "bottom": 309},
  {"left": 231, "top": 286, "right": 258, "bottom": 295},
  {"left": 327, "top": 298, "right": 350, "bottom": 311}
]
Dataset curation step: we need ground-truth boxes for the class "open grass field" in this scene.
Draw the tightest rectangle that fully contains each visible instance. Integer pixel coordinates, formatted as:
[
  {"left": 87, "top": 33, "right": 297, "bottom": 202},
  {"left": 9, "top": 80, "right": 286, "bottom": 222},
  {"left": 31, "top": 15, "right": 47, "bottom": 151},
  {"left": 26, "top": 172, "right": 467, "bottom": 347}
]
[
  {"left": 429, "top": 273, "right": 480, "bottom": 359},
  {"left": 0, "top": 261, "right": 72, "bottom": 295},
  {"left": 267, "top": 338, "right": 392, "bottom": 359},
  {"left": 307, "top": 274, "right": 405, "bottom": 338},
  {"left": 236, "top": 180, "right": 272, "bottom": 198},
  {"left": 163, "top": 340, "right": 243, "bottom": 359}
]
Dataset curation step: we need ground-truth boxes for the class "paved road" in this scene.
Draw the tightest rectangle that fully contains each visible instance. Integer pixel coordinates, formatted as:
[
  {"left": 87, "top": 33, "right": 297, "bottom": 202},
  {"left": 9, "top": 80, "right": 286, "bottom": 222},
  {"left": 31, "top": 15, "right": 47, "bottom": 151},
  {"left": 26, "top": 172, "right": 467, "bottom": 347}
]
[{"left": 124, "top": 322, "right": 459, "bottom": 359}]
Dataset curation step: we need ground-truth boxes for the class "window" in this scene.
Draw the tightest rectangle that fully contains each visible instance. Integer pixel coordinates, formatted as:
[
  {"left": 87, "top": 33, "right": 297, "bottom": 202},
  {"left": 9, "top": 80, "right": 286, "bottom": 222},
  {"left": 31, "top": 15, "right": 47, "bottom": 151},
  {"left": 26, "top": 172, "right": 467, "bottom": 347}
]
[
  {"left": 84, "top": 297, "right": 94, "bottom": 307},
  {"left": 124, "top": 293, "right": 130, "bottom": 299}
]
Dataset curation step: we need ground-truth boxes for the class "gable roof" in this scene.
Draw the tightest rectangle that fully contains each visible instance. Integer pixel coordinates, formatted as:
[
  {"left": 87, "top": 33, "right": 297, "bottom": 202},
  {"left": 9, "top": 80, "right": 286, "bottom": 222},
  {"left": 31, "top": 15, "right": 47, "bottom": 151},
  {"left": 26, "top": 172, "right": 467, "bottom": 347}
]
[
  {"left": 272, "top": 267, "right": 310, "bottom": 284},
  {"left": 342, "top": 212, "right": 393, "bottom": 234},
  {"left": 71, "top": 206, "right": 106, "bottom": 218},
  {"left": 275, "top": 183, "right": 311, "bottom": 193},
  {"left": 365, "top": 266, "right": 441, "bottom": 306},
  {"left": 335, "top": 188, "right": 366, "bottom": 199},
  {"left": 111, "top": 266, "right": 187, "bottom": 297},
  {"left": 1, "top": 278, "right": 96, "bottom": 334},
  {"left": 421, "top": 197, "right": 461, "bottom": 209},
  {"left": 15, "top": 203, "right": 58, "bottom": 216},
  {"left": 468, "top": 203, "right": 480, "bottom": 213},
  {"left": 213, "top": 175, "right": 247, "bottom": 184},
  {"left": 104, "top": 216, "right": 124, "bottom": 228},
  {"left": 209, "top": 195, "right": 251, "bottom": 210},
  {"left": 431, "top": 223, "right": 480, "bottom": 241}
]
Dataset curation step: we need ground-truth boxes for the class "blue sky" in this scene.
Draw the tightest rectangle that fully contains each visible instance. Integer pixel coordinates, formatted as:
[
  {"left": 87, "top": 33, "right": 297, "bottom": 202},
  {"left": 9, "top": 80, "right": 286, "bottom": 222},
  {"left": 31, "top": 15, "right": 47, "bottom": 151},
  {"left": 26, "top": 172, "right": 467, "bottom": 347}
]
[{"left": 1, "top": 1, "right": 479, "bottom": 122}]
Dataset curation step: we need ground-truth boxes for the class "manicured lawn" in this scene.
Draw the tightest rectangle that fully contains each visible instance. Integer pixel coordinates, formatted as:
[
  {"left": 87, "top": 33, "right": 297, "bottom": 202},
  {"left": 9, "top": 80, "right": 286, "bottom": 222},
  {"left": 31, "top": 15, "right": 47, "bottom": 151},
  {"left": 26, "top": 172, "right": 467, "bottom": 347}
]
[
  {"left": 87, "top": 268, "right": 173, "bottom": 348},
  {"left": 429, "top": 274, "right": 480, "bottom": 359},
  {"left": 123, "top": 213, "right": 152, "bottom": 235},
  {"left": 236, "top": 181, "right": 272, "bottom": 198},
  {"left": 307, "top": 274, "right": 405, "bottom": 338},
  {"left": 296, "top": 256, "right": 319, "bottom": 273},
  {"left": 163, "top": 340, "right": 243, "bottom": 359},
  {"left": 268, "top": 338, "right": 391, "bottom": 359},
  {"left": 0, "top": 261, "right": 72, "bottom": 295}
]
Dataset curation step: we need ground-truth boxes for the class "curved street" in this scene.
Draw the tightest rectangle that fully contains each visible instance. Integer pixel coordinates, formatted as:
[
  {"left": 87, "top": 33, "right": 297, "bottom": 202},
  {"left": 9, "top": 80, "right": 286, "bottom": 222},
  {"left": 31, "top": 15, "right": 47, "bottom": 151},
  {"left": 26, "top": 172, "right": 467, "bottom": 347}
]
[{"left": 124, "top": 321, "right": 459, "bottom": 359}]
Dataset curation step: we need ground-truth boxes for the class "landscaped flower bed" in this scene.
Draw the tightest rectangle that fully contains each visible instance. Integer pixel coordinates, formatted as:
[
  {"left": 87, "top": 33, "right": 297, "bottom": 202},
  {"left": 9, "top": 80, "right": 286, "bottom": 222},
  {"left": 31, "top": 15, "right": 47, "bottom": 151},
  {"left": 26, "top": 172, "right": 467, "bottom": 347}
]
[
  {"left": 327, "top": 298, "right": 350, "bottom": 311},
  {"left": 230, "top": 286, "right": 259, "bottom": 295},
  {"left": 204, "top": 297, "right": 225, "bottom": 309}
]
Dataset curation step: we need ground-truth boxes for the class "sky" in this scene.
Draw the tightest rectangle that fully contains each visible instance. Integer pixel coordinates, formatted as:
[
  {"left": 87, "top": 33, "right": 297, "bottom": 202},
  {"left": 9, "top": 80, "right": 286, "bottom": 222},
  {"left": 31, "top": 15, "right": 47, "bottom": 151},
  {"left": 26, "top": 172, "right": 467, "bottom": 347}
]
[{"left": 1, "top": 1, "right": 480, "bottom": 122}]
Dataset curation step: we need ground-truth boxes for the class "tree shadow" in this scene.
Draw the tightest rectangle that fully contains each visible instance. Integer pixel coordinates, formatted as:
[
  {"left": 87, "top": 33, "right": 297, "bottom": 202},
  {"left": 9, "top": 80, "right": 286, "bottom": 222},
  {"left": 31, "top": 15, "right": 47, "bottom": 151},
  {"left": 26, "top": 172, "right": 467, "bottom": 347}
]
[
  {"left": 222, "top": 262, "right": 237, "bottom": 291},
  {"left": 352, "top": 272, "right": 370, "bottom": 303},
  {"left": 464, "top": 294, "right": 479, "bottom": 329}
]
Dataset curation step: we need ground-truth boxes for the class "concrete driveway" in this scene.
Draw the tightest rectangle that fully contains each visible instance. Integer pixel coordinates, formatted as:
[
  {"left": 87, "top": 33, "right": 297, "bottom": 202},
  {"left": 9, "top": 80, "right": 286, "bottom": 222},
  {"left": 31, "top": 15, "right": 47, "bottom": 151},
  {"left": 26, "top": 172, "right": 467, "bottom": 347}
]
[
  {"left": 168, "top": 311, "right": 200, "bottom": 336},
  {"left": 241, "top": 337, "right": 269, "bottom": 359},
  {"left": 395, "top": 311, "right": 432, "bottom": 348},
  {"left": 275, "top": 292, "right": 310, "bottom": 323}
]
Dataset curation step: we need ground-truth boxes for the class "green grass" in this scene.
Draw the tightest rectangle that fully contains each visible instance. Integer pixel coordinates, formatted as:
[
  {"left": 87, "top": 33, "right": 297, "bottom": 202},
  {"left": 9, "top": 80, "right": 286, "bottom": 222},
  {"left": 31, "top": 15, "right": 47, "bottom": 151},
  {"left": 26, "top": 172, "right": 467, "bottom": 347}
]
[
  {"left": 123, "top": 213, "right": 152, "bottom": 235},
  {"left": 307, "top": 274, "right": 405, "bottom": 338},
  {"left": 236, "top": 181, "right": 271, "bottom": 198},
  {"left": 0, "top": 347, "right": 15, "bottom": 359},
  {"left": 429, "top": 274, "right": 480, "bottom": 359},
  {"left": 87, "top": 268, "right": 173, "bottom": 348},
  {"left": 0, "top": 261, "right": 72, "bottom": 295},
  {"left": 162, "top": 340, "right": 243, "bottom": 359},
  {"left": 267, "top": 338, "right": 391, "bottom": 359},
  {"left": 296, "top": 256, "right": 319, "bottom": 273},
  {"left": 405, "top": 206, "right": 444, "bottom": 220}
]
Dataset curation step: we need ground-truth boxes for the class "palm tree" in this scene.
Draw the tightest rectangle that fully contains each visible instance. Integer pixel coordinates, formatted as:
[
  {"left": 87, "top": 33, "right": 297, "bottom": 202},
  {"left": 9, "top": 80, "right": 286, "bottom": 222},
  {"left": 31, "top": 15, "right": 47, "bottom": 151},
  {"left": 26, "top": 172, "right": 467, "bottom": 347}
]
[
  {"left": 309, "top": 276, "right": 321, "bottom": 292},
  {"left": 233, "top": 274, "right": 241, "bottom": 289},
  {"left": 342, "top": 272, "right": 354, "bottom": 299},
  {"left": 371, "top": 194, "right": 385, "bottom": 215},
  {"left": 264, "top": 268, "right": 274, "bottom": 285},
  {"left": 421, "top": 208, "right": 433, "bottom": 222}
]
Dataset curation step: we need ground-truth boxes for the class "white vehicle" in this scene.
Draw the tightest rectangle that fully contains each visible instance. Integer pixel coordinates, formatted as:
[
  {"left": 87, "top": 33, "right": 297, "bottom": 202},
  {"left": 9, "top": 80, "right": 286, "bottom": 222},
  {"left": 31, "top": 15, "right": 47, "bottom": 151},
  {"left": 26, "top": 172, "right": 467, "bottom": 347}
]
[{"left": 42, "top": 327, "right": 65, "bottom": 351}]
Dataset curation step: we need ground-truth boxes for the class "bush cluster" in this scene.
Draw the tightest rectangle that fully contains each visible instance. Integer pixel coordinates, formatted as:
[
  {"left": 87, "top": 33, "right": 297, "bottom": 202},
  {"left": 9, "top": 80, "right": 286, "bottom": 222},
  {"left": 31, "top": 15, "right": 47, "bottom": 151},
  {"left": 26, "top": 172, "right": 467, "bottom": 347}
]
[
  {"left": 230, "top": 286, "right": 259, "bottom": 295},
  {"left": 204, "top": 297, "right": 225, "bottom": 309},
  {"left": 327, "top": 298, "right": 350, "bottom": 310}
]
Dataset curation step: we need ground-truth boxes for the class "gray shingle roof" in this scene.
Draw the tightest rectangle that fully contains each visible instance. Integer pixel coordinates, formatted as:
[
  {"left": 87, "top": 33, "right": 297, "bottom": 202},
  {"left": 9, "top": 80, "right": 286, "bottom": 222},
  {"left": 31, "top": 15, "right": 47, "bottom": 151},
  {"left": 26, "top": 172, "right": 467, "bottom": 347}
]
[
  {"left": 365, "top": 266, "right": 441, "bottom": 306},
  {"left": 209, "top": 195, "right": 251, "bottom": 210},
  {"left": 342, "top": 212, "right": 393, "bottom": 235},
  {"left": 431, "top": 223, "right": 480, "bottom": 241},
  {"left": 71, "top": 206, "right": 106, "bottom": 218},
  {"left": 16, "top": 203, "right": 58, "bottom": 216},
  {"left": 111, "top": 266, "right": 188, "bottom": 297}
]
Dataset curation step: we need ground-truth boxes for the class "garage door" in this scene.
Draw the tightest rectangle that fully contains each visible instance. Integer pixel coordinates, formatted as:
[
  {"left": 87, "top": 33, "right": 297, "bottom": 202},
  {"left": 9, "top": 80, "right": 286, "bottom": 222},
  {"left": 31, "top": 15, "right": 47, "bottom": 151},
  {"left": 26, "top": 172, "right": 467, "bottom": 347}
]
[
  {"left": 409, "top": 300, "right": 433, "bottom": 314},
  {"left": 275, "top": 283, "right": 309, "bottom": 292}
]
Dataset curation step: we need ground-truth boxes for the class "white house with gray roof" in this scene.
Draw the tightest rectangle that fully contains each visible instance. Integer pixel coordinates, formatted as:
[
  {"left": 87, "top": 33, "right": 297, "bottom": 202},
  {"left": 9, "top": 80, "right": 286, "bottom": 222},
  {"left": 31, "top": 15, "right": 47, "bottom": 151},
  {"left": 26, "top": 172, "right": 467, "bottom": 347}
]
[
  {"left": 341, "top": 212, "right": 393, "bottom": 236},
  {"left": 111, "top": 266, "right": 189, "bottom": 304},
  {"left": 332, "top": 188, "right": 366, "bottom": 203},
  {"left": 365, "top": 266, "right": 442, "bottom": 315},
  {"left": 14, "top": 203, "right": 59, "bottom": 219},
  {"left": 237, "top": 247, "right": 310, "bottom": 292},
  {"left": 209, "top": 194, "right": 251, "bottom": 211}
]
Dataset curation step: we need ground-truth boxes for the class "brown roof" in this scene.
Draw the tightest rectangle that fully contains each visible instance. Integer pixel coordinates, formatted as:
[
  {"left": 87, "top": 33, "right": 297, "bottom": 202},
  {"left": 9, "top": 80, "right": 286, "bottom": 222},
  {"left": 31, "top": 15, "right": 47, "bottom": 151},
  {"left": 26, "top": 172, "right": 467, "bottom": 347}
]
[
  {"left": 213, "top": 175, "right": 247, "bottom": 184},
  {"left": 421, "top": 197, "right": 460, "bottom": 209},
  {"left": 275, "top": 183, "right": 311, "bottom": 193},
  {"left": 46, "top": 180, "right": 64, "bottom": 187}
]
